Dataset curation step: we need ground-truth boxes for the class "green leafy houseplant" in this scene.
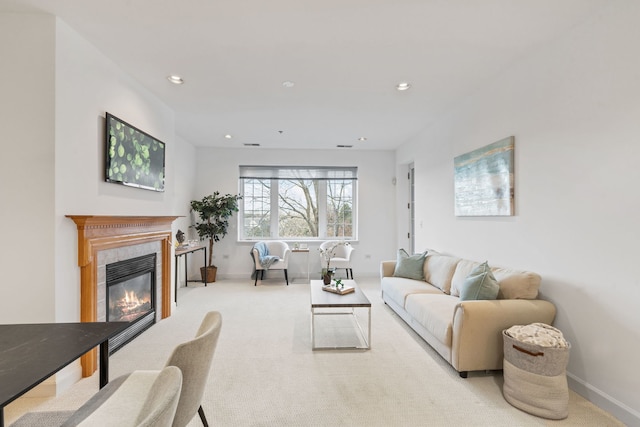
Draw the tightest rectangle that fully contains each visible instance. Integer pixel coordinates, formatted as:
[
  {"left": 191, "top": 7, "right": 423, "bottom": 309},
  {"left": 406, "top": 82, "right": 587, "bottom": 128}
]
[{"left": 190, "top": 191, "right": 242, "bottom": 282}]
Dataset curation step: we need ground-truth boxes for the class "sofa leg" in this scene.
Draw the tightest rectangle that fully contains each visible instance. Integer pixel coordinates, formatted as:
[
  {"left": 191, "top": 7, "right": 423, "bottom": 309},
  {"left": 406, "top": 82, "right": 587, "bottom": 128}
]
[
  {"left": 459, "top": 371, "right": 468, "bottom": 379},
  {"left": 284, "top": 269, "right": 289, "bottom": 285}
]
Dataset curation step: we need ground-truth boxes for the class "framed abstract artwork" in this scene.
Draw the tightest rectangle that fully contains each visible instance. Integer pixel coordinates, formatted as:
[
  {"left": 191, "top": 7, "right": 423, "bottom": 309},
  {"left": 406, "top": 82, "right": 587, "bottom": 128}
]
[{"left": 454, "top": 136, "right": 514, "bottom": 216}]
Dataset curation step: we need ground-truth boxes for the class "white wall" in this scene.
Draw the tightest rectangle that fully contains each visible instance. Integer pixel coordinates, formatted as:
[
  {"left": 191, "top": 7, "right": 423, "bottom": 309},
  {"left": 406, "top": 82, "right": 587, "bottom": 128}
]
[
  {"left": 396, "top": 2, "right": 639, "bottom": 424},
  {"left": 192, "top": 148, "right": 396, "bottom": 281},
  {"left": 0, "top": 13, "right": 197, "bottom": 393},
  {"left": 0, "top": 14, "right": 56, "bottom": 323},
  {"left": 53, "top": 18, "right": 195, "bottom": 324}
]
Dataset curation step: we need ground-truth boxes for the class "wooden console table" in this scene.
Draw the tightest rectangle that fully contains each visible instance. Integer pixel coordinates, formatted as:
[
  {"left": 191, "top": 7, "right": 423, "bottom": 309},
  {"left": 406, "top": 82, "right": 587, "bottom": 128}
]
[{"left": 174, "top": 245, "right": 206, "bottom": 304}]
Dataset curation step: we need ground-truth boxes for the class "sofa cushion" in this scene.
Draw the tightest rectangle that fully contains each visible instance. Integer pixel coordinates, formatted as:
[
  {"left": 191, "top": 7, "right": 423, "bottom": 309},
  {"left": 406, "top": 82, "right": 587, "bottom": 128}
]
[
  {"left": 459, "top": 261, "right": 499, "bottom": 301},
  {"left": 423, "top": 253, "right": 460, "bottom": 294},
  {"left": 381, "top": 277, "right": 442, "bottom": 308},
  {"left": 450, "top": 259, "right": 481, "bottom": 297},
  {"left": 393, "top": 249, "right": 427, "bottom": 280},
  {"left": 404, "top": 294, "right": 459, "bottom": 346},
  {"left": 493, "top": 268, "right": 541, "bottom": 299}
]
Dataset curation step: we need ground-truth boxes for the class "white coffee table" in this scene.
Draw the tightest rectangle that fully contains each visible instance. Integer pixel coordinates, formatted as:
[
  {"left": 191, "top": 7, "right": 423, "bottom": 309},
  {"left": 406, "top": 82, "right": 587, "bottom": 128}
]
[{"left": 310, "top": 279, "right": 371, "bottom": 350}]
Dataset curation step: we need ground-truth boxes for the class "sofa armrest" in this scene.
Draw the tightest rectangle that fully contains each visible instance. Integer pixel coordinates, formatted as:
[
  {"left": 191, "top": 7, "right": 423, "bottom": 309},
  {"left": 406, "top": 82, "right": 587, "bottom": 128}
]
[
  {"left": 451, "top": 299, "right": 556, "bottom": 373},
  {"left": 380, "top": 260, "right": 396, "bottom": 278}
]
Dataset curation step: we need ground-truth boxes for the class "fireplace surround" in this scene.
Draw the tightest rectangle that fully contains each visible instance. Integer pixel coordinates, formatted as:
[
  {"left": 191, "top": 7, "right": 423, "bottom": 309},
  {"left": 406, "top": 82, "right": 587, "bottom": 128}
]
[{"left": 67, "top": 215, "right": 179, "bottom": 377}]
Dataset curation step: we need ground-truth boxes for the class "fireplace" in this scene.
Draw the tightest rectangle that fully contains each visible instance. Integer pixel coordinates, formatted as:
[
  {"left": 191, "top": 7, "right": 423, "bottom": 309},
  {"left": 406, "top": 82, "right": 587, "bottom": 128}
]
[
  {"left": 106, "top": 253, "right": 156, "bottom": 353},
  {"left": 67, "top": 215, "right": 179, "bottom": 378}
]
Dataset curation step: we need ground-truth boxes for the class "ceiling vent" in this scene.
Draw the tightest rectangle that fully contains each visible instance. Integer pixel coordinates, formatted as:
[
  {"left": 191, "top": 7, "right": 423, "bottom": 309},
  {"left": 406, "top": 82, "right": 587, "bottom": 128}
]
[
  {"left": 243, "top": 143, "right": 260, "bottom": 147},
  {"left": 336, "top": 145, "right": 353, "bottom": 148}
]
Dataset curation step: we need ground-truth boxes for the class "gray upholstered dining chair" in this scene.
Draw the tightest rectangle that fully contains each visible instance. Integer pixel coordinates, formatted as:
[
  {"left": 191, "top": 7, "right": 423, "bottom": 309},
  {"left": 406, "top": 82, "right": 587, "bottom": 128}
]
[
  {"left": 135, "top": 366, "right": 183, "bottom": 427},
  {"left": 56, "top": 313, "right": 221, "bottom": 427},
  {"left": 166, "top": 311, "right": 222, "bottom": 427},
  {"left": 58, "top": 365, "right": 183, "bottom": 427}
]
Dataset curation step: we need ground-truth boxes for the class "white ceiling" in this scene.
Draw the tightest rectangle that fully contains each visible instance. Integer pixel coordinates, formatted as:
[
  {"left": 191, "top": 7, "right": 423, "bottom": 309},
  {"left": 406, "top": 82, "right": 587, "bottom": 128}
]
[{"left": 2, "top": 0, "right": 608, "bottom": 150}]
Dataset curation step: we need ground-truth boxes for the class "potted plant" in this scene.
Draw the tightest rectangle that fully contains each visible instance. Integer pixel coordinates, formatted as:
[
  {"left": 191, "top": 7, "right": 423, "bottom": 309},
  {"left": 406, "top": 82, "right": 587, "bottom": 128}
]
[{"left": 190, "top": 191, "right": 242, "bottom": 283}]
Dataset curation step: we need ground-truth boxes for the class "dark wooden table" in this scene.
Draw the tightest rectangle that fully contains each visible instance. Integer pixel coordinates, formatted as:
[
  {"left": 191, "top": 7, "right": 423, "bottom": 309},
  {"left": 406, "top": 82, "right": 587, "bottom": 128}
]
[{"left": 0, "top": 322, "right": 129, "bottom": 427}]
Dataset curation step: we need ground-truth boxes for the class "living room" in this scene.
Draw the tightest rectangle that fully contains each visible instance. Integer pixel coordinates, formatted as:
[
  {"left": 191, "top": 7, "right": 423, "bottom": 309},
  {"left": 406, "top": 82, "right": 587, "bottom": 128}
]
[{"left": 1, "top": 1, "right": 638, "bottom": 426}]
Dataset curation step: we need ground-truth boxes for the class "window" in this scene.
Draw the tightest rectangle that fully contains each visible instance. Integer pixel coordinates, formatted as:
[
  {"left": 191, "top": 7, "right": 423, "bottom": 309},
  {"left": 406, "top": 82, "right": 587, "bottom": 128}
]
[{"left": 239, "top": 166, "right": 357, "bottom": 240}]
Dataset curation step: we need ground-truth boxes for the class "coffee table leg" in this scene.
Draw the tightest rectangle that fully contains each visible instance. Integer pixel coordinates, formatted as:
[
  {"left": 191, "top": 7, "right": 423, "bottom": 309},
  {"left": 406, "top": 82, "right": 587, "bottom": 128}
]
[
  {"left": 367, "top": 306, "right": 371, "bottom": 349},
  {"left": 311, "top": 307, "right": 316, "bottom": 350}
]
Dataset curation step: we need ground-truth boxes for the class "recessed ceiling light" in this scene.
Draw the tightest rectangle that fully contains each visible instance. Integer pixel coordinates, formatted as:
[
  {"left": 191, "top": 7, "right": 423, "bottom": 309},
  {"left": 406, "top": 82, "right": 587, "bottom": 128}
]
[
  {"left": 167, "top": 75, "right": 184, "bottom": 85},
  {"left": 224, "top": 134, "right": 233, "bottom": 139},
  {"left": 282, "top": 81, "right": 295, "bottom": 88},
  {"left": 396, "top": 82, "right": 411, "bottom": 91},
  {"left": 358, "top": 137, "right": 367, "bottom": 141}
]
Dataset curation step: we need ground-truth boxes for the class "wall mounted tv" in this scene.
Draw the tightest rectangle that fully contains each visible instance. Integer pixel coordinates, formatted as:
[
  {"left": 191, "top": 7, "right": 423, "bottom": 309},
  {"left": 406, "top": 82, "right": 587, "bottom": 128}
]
[{"left": 105, "top": 113, "right": 165, "bottom": 192}]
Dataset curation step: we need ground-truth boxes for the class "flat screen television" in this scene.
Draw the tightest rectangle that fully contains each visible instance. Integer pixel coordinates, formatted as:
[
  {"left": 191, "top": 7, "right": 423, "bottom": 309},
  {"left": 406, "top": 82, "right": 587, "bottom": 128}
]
[{"left": 105, "top": 112, "right": 165, "bottom": 192}]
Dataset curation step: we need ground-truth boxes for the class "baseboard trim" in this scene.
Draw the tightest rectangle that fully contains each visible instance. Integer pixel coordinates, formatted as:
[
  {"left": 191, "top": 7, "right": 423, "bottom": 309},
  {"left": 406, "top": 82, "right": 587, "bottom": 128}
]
[
  {"left": 567, "top": 371, "right": 639, "bottom": 426},
  {"left": 22, "top": 378, "right": 56, "bottom": 398},
  {"left": 21, "top": 363, "right": 82, "bottom": 398}
]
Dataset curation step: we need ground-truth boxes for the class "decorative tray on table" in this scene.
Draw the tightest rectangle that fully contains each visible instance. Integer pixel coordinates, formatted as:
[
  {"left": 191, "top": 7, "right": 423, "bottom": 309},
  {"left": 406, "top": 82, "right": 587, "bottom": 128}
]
[{"left": 322, "top": 283, "right": 355, "bottom": 295}]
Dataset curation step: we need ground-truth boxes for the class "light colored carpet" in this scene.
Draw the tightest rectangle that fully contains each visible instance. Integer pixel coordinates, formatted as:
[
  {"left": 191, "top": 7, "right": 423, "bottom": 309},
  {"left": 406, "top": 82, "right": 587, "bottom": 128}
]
[{"left": 7, "top": 277, "right": 624, "bottom": 426}]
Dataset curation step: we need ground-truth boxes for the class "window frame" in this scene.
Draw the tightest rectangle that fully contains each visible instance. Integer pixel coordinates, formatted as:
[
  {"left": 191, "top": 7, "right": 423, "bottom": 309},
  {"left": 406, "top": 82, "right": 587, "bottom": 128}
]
[{"left": 238, "top": 166, "right": 358, "bottom": 241}]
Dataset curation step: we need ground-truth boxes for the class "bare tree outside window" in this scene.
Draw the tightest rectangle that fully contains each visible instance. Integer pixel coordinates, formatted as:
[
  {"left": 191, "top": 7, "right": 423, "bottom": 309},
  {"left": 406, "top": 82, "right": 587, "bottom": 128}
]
[
  {"left": 327, "top": 179, "right": 353, "bottom": 237},
  {"left": 279, "top": 179, "right": 318, "bottom": 237},
  {"left": 239, "top": 166, "right": 356, "bottom": 240}
]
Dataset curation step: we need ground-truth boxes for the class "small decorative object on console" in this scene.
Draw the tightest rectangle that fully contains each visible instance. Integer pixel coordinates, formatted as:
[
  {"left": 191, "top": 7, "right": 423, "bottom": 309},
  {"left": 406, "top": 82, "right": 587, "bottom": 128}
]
[{"left": 176, "top": 230, "right": 186, "bottom": 247}]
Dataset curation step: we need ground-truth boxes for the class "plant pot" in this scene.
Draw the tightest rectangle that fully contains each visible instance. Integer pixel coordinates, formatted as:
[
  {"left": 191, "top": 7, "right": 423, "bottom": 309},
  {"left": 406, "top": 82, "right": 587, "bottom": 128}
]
[
  {"left": 200, "top": 266, "right": 217, "bottom": 283},
  {"left": 321, "top": 268, "right": 335, "bottom": 285}
]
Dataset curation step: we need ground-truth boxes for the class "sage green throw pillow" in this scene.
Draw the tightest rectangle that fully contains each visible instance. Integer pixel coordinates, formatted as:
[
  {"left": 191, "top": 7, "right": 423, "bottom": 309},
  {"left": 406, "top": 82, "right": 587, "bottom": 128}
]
[
  {"left": 459, "top": 261, "right": 499, "bottom": 301},
  {"left": 393, "top": 249, "right": 427, "bottom": 280}
]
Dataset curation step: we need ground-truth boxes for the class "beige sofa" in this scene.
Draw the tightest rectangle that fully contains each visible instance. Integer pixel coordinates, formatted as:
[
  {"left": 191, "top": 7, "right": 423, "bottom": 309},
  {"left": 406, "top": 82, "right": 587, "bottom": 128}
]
[{"left": 380, "top": 251, "right": 556, "bottom": 378}]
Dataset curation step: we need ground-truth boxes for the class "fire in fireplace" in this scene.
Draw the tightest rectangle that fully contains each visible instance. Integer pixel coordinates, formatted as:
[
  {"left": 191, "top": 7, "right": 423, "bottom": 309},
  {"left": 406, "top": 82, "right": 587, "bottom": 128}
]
[
  {"left": 106, "top": 253, "right": 156, "bottom": 353},
  {"left": 108, "top": 274, "right": 152, "bottom": 322}
]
